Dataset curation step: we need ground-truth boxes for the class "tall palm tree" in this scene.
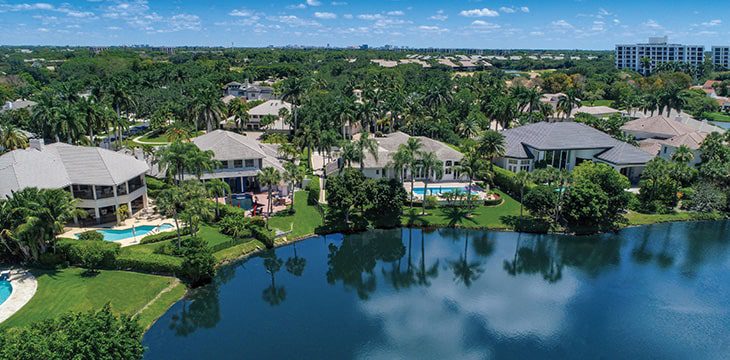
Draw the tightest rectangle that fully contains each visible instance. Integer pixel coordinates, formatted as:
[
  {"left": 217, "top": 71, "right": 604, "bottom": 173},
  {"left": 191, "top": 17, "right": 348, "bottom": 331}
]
[
  {"left": 77, "top": 97, "right": 104, "bottom": 143},
  {"left": 228, "top": 99, "right": 249, "bottom": 131},
  {"left": 671, "top": 145, "right": 694, "bottom": 164},
  {"left": 258, "top": 167, "right": 282, "bottom": 217},
  {"left": 205, "top": 179, "right": 231, "bottom": 221},
  {"left": 0, "top": 125, "right": 28, "bottom": 151},
  {"left": 281, "top": 77, "right": 307, "bottom": 131},
  {"left": 191, "top": 87, "right": 225, "bottom": 132},
  {"left": 515, "top": 171, "right": 531, "bottom": 227},
  {"left": 419, "top": 151, "right": 444, "bottom": 215},
  {"left": 104, "top": 79, "right": 136, "bottom": 149},
  {"left": 456, "top": 112, "right": 481, "bottom": 139},
  {"left": 557, "top": 91, "right": 581, "bottom": 120},
  {"left": 356, "top": 101, "right": 377, "bottom": 133},
  {"left": 455, "top": 152, "right": 486, "bottom": 208},
  {"left": 283, "top": 161, "right": 305, "bottom": 206},
  {"left": 30, "top": 92, "right": 59, "bottom": 141},
  {"left": 478, "top": 130, "right": 506, "bottom": 171},
  {"left": 156, "top": 187, "right": 185, "bottom": 248},
  {"left": 354, "top": 131, "right": 379, "bottom": 172},
  {"left": 185, "top": 149, "right": 218, "bottom": 180},
  {"left": 340, "top": 141, "right": 362, "bottom": 170}
]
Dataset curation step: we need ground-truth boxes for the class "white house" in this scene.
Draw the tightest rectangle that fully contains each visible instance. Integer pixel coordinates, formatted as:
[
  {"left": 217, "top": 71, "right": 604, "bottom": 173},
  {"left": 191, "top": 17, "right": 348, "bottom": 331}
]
[
  {"left": 497, "top": 122, "right": 654, "bottom": 183},
  {"left": 190, "top": 130, "right": 286, "bottom": 194},
  {"left": 245, "top": 100, "right": 293, "bottom": 133},
  {"left": 353, "top": 132, "right": 465, "bottom": 182},
  {"left": 224, "top": 81, "right": 274, "bottom": 101},
  {"left": 0, "top": 139, "right": 149, "bottom": 225}
]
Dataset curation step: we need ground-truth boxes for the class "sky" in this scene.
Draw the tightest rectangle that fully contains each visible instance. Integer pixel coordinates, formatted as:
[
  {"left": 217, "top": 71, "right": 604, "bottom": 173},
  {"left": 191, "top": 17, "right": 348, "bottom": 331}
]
[{"left": 0, "top": 0, "right": 728, "bottom": 50}]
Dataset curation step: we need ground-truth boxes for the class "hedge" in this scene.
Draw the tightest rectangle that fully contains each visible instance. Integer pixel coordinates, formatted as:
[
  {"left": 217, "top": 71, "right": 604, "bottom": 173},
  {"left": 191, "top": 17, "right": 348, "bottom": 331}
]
[
  {"left": 115, "top": 251, "right": 182, "bottom": 275},
  {"left": 140, "top": 227, "right": 191, "bottom": 244},
  {"left": 306, "top": 176, "right": 320, "bottom": 205},
  {"left": 493, "top": 166, "right": 534, "bottom": 199},
  {"left": 56, "top": 239, "right": 120, "bottom": 269},
  {"left": 209, "top": 237, "right": 255, "bottom": 254}
]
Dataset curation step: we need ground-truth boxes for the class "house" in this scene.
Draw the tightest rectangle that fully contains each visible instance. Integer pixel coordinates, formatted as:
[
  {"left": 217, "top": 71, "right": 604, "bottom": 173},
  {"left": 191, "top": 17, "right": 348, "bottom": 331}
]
[
  {"left": 245, "top": 100, "right": 293, "bottom": 133},
  {"left": 189, "top": 130, "right": 286, "bottom": 194},
  {"left": 352, "top": 132, "right": 465, "bottom": 182},
  {"left": 1, "top": 99, "right": 37, "bottom": 113},
  {"left": 0, "top": 139, "right": 149, "bottom": 225},
  {"left": 497, "top": 122, "right": 654, "bottom": 182},
  {"left": 657, "top": 131, "right": 709, "bottom": 166},
  {"left": 620, "top": 115, "right": 697, "bottom": 140},
  {"left": 223, "top": 81, "right": 274, "bottom": 101},
  {"left": 570, "top": 105, "right": 622, "bottom": 119}
]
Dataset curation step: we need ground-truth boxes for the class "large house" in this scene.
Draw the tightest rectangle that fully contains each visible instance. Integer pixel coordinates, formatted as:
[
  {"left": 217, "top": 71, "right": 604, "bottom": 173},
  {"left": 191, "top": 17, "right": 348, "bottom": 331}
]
[
  {"left": 224, "top": 81, "right": 274, "bottom": 101},
  {"left": 246, "top": 100, "right": 293, "bottom": 133},
  {"left": 497, "top": 122, "right": 654, "bottom": 182},
  {"left": 0, "top": 140, "right": 149, "bottom": 225},
  {"left": 189, "top": 130, "right": 286, "bottom": 194},
  {"left": 353, "top": 132, "right": 465, "bottom": 181}
]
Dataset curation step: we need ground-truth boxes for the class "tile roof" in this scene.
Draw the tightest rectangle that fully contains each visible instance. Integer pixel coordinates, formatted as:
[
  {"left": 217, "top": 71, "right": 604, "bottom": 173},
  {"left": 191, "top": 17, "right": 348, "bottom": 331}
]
[
  {"left": 356, "top": 132, "right": 463, "bottom": 168},
  {"left": 662, "top": 131, "right": 708, "bottom": 150},
  {"left": 192, "top": 130, "right": 284, "bottom": 171},
  {"left": 620, "top": 115, "right": 696, "bottom": 138},
  {"left": 247, "top": 100, "right": 292, "bottom": 116}
]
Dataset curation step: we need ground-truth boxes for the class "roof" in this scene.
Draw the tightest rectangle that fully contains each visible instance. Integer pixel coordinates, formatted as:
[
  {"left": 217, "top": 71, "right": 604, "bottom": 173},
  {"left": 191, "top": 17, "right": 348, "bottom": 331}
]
[
  {"left": 0, "top": 143, "right": 148, "bottom": 198},
  {"left": 355, "top": 132, "right": 463, "bottom": 168},
  {"left": 501, "top": 122, "right": 654, "bottom": 165},
  {"left": 662, "top": 131, "right": 709, "bottom": 150},
  {"left": 620, "top": 115, "right": 696, "bottom": 138},
  {"left": 191, "top": 130, "right": 284, "bottom": 171},
  {"left": 1, "top": 99, "right": 37, "bottom": 112},
  {"left": 248, "top": 100, "right": 292, "bottom": 117},
  {"left": 638, "top": 139, "right": 665, "bottom": 155},
  {"left": 571, "top": 105, "right": 621, "bottom": 117}
]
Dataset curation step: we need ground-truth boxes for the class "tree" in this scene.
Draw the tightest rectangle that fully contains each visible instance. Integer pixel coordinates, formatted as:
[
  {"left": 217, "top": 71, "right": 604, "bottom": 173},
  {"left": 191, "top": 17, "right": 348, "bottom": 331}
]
[
  {"left": 325, "top": 168, "right": 366, "bottom": 224},
  {"left": 281, "top": 77, "right": 307, "bottom": 131},
  {"left": 515, "top": 171, "right": 531, "bottom": 225},
  {"left": 478, "top": 130, "right": 505, "bottom": 171},
  {"left": 683, "top": 182, "right": 727, "bottom": 212},
  {"left": 638, "top": 158, "right": 679, "bottom": 213},
  {"left": 257, "top": 167, "right": 282, "bottom": 217},
  {"left": 0, "top": 124, "right": 28, "bottom": 151},
  {"left": 523, "top": 185, "right": 558, "bottom": 219},
  {"left": 354, "top": 131, "right": 379, "bottom": 172},
  {"left": 283, "top": 162, "right": 305, "bottom": 206},
  {"left": 179, "top": 236, "right": 216, "bottom": 287},
  {"left": 419, "top": 151, "right": 444, "bottom": 215},
  {"left": 116, "top": 205, "right": 130, "bottom": 225},
  {"left": 205, "top": 179, "right": 231, "bottom": 220},
  {"left": 340, "top": 141, "right": 362, "bottom": 170},
  {"left": 155, "top": 187, "right": 185, "bottom": 248},
  {"left": 557, "top": 91, "right": 581, "bottom": 120},
  {"left": 365, "top": 178, "right": 408, "bottom": 228},
  {"left": 190, "top": 87, "right": 224, "bottom": 132},
  {"left": 390, "top": 138, "right": 423, "bottom": 209},
  {"left": 563, "top": 182, "right": 609, "bottom": 229},
  {"left": 454, "top": 152, "right": 486, "bottom": 208}
]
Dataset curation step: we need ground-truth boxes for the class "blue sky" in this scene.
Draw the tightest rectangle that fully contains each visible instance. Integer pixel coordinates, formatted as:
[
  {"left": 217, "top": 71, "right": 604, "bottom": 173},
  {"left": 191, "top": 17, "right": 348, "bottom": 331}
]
[{"left": 0, "top": 1, "right": 727, "bottom": 49}]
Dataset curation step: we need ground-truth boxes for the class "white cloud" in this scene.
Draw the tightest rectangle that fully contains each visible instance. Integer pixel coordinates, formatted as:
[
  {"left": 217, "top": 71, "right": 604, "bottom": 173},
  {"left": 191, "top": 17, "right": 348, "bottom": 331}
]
[
  {"left": 343, "top": 13, "right": 353, "bottom": 19},
  {"left": 429, "top": 10, "right": 447, "bottom": 21},
  {"left": 459, "top": 8, "right": 499, "bottom": 17},
  {"left": 269, "top": 15, "right": 321, "bottom": 27},
  {"left": 287, "top": 3, "right": 306, "bottom": 9},
  {"left": 357, "top": 13, "right": 385, "bottom": 20},
  {"left": 0, "top": 2, "right": 95, "bottom": 18},
  {"left": 387, "top": 11, "right": 404, "bottom": 16},
  {"left": 471, "top": 20, "right": 500, "bottom": 29},
  {"left": 331, "top": 1, "right": 347, "bottom": 5},
  {"left": 551, "top": 19, "right": 574, "bottom": 29},
  {"left": 701, "top": 19, "right": 721, "bottom": 27},
  {"left": 500, "top": 7, "right": 515, "bottom": 14},
  {"left": 314, "top": 11, "right": 336, "bottom": 19},
  {"left": 418, "top": 25, "right": 448, "bottom": 33},
  {"left": 229, "top": 9, "right": 254, "bottom": 17},
  {"left": 643, "top": 19, "right": 663, "bottom": 30},
  {"left": 521, "top": 6, "right": 529, "bottom": 13},
  {"left": 530, "top": 31, "right": 544, "bottom": 36},
  {"left": 306, "top": 0, "right": 321, "bottom": 6}
]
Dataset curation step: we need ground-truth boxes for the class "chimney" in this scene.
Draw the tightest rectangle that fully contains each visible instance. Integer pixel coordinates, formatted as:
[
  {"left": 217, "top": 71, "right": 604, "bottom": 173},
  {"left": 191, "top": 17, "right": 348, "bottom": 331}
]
[{"left": 29, "top": 138, "right": 44, "bottom": 151}]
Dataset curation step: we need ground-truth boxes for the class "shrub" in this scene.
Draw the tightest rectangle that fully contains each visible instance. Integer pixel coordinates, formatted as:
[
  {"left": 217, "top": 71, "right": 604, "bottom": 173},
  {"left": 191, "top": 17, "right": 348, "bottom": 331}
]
[
  {"left": 145, "top": 176, "right": 169, "bottom": 198},
  {"left": 523, "top": 185, "right": 557, "bottom": 219},
  {"left": 115, "top": 252, "right": 182, "bottom": 275},
  {"left": 682, "top": 182, "right": 728, "bottom": 212},
  {"left": 179, "top": 236, "right": 216, "bottom": 287},
  {"left": 251, "top": 226, "right": 275, "bottom": 249},
  {"left": 218, "top": 215, "right": 253, "bottom": 239},
  {"left": 493, "top": 167, "right": 534, "bottom": 198},
  {"left": 423, "top": 195, "right": 439, "bottom": 209},
  {"left": 57, "top": 239, "right": 120, "bottom": 269},
  {"left": 77, "top": 230, "right": 103, "bottom": 242},
  {"left": 36, "top": 252, "right": 67, "bottom": 269},
  {"left": 140, "top": 227, "right": 191, "bottom": 244},
  {"left": 306, "top": 176, "right": 320, "bottom": 205},
  {"left": 483, "top": 193, "right": 503, "bottom": 206},
  {"left": 215, "top": 202, "right": 247, "bottom": 219}
]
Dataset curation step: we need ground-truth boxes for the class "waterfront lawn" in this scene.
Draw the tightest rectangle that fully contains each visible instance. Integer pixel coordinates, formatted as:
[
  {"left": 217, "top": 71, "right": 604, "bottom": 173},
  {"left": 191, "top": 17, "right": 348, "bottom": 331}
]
[
  {"left": 402, "top": 190, "right": 522, "bottom": 230},
  {"left": 624, "top": 210, "right": 723, "bottom": 226},
  {"left": 268, "top": 191, "right": 323, "bottom": 239},
  {"left": 589, "top": 99, "right": 615, "bottom": 107},
  {"left": 702, "top": 112, "right": 730, "bottom": 122},
  {"left": 1, "top": 268, "right": 179, "bottom": 329}
]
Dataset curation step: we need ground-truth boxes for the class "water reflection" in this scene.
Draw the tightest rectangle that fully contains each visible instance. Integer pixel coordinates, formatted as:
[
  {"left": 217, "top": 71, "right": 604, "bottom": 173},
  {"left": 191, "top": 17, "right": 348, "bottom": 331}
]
[{"left": 144, "top": 221, "right": 730, "bottom": 359}]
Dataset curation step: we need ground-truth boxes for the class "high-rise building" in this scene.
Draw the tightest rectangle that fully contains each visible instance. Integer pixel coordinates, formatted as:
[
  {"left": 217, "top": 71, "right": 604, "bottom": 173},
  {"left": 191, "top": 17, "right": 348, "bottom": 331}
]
[
  {"left": 712, "top": 46, "right": 730, "bottom": 69},
  {"left": 615, "top": 37, "right": 704, "bottom": 74}
]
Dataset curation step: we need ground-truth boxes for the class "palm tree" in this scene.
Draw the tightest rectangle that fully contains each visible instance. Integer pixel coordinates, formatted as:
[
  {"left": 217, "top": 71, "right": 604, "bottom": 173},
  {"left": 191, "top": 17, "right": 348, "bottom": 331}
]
[
  {"left": 104, "top": 79, "right": 136, "bottom": 149},
  {"left": 30, "top": 92, "right": 59, "bottom": 141},
  {"left": 354, "top": 131, "right": 379, "bottom": 172},
  {"left": 641, "top": 93, "right": 660, "bottom": 116},
  {"left": 156, "top": 187, "right": 185, "bottom": 248},
  {"left": 557, "top": 91, "right": 581, "bottom": 120},
  {"left": 640, "top": 56, "right": 652, "bottom": 76},
  {"left": 258, "top": 167, "right": 282, "bottom": 217},
  {"left": 671, "top": 145, "right": 694, "bottom": 164},
  {"left": 281, "top": 77, "right": 307, "bottom": 131},
  {"left": 456, "top": 112, "right": 481, "bottom": 139},
  {"left": 340, "top": 141, "right": 362, "bottom": 170},
  {"left": 356, "top": 101, "right": 377, "bottom": 133},
  {"left": 0, "top": 125, "right": 28, "bottom": 151},
  {"left": 283, "top": 161, "right": 305, "bottom": 206},
  {"left": 392, "top": 138, "right": 423, "bottom": 208},
  {"left": 205, "top": 179, "right": 231, "bottom": 220},
  {"left": 77, "top": 97, "right": 105, "bottom": 143},
  {"left": 185, "top": 149, "right": 218, "bottom": 180},
  {"left": 158, "top": 141, "right": 196, "bottom": 183},
  {"left": 419, "top": 151, "right": 444, "bottom": 215},
  {"left": 515, "top": 171, "right": 531, "bottom": 227},
  {"left": 478, "top": 130, "right": 506, "bottom": 171},
  {"left": 190, "top": 87, "right": 225, "bottom": 132},
  {"left": 455, "top": 152, "right": 486, "bottom": 208},
  {"left": 228, "top": 99, "right": 249, "bottom": 131}
]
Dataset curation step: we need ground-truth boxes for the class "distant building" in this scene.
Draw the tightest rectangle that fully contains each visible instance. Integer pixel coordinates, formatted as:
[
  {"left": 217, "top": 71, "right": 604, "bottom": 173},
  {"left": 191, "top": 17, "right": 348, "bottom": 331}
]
[
  {"left": 224, "top": 81, "right": 274, "bottom": 101},
  {"left": 712, "top": 46, "right": 730, "bottom": 69},
  {"left": 615, "top": 37, "right": 704, "bottom": 74},
  {"left": 1, "top": 99, "right": 37, "bottom": 113},
  {"left": 245, "top": 100, "right": 293, "bottom": 133}
]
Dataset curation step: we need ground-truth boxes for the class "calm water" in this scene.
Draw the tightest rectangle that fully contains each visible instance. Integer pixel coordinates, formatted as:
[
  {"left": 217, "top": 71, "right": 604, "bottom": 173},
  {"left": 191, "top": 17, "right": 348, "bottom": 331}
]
[
  {"left": 710, "top": 121, "right": 730, "bottom": 130},
  {"left": 143, "top": 221, "right": 730, "bottom": 359}
]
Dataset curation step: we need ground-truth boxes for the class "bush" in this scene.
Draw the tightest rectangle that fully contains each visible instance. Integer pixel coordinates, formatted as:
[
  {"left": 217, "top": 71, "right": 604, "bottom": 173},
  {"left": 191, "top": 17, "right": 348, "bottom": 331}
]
[
  {"left": 306, "top": 176, "right": 320, "bottom": 205},
  {"left": 423, "top": 195, "right": 439, "bottom": 209},
  {"left": 493, "top": 167, "right": 534, "bottom": 198},
  {"left": 145, "top": 176, "right": 169, "bottom": 198},
  {"left": 115, "top": 252, "right": 182, "bottom": 275},
  {"left": 216, "top": 202, "right": 247, "bottom": 219},
  {"left": 523, "top": 185, "right": 557, "bottom": 219},
  {"left": 179, "top": 236, "right": 216, "bottom": 287},
  {"left": 140, "top": 227, "right": 191, "bottom": 244},
  {"left": 682, "top": 182, "right": 728, "bottom": 212},
  {"left": 483, "top": 193, "right": 503, "bottom": 206},
  {"left": 36, "top": 252, "right": 67, "bottom": 269},
  {"left": 251, "top": 226, "right": 275, "bottom": 249},
  {"left": 218, "top": 215, "right": 253, "bottom": 239},
  {"left": 77, "top": 230, "right": 103, "bottom": 242},
  {"left": 57, "top": 239, "right": 120, "bottom": 270}
]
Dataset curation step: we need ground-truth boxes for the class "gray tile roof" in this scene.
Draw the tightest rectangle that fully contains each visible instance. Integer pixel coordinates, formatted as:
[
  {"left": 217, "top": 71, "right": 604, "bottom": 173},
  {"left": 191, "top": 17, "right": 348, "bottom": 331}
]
[
  {"left": 621, "top": 115, "right": 696, "bottom": 138},
  {"left": 0, "top": 143, "right": 148, "bottom": 198},
  {"left": 502, "top": 122, "right": 654, "bottom": 165},
  {"left": 248, "top": 100, "right": 292, "bottom": 116},
  {"left": 191, "top": 130, "right": 285, "bottom": 171}
]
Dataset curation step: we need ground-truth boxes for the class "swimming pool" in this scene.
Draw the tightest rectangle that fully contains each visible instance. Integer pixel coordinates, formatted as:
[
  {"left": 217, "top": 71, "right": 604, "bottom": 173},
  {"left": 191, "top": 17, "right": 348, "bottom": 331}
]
[
  {"left": 412, "top": 186, "right": 469, "bottom": 196},
  {"left": 230, "top": 194, "right": 254, "bottom": 210},
  {"left": 0, "top": 280, "right": 12, "bottom": 305},
  {"left": 82, "top": 223, "right": 175, "bottom": 241}
]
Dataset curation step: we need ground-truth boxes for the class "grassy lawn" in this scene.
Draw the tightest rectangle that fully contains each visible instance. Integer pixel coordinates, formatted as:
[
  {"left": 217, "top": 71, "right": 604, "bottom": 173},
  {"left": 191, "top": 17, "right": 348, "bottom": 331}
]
[
  {"left": 137, "top": 130, "right": 204, "bottom": 144},
  {"left": 701, "top": 112, "right": 730, "bottom": 122},
  {"left": 213, "top": 240, "right": 265, "bottom": 263},
  {"left": 588, "top": 99, "right": 615, "bottom": 107},
  {"left": 623, "top": 211, "right": 722, "bottom": 226},
  {"left": 2, "top": 268, "right": 180, "bottom": 329},
  {"left": 401, "top": 189, "right": 522, "bottom": 230},
  {"left": 123, "top": 225, "right": 234, "bottom": 254},
  {"left": 268, "top": 191, "right": 323, "bottom": 239}
]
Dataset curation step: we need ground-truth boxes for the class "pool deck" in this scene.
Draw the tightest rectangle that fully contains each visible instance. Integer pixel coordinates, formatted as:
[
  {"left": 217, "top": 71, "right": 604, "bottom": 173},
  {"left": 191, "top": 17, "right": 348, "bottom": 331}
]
[
  {"left": 0, "top": 269, "right": 37, "bottom": 324},
  {"left": 59, "top": 217, "right": 177, "bottom": 247},
  {"left": 404, "top": 181, "right": 490, "bottom": 200}
]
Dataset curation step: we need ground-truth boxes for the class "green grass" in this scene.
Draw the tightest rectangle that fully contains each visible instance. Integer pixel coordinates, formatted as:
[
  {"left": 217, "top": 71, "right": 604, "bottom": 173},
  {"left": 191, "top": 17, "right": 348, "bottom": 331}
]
[
  {"left": 213, "top": 240, "right": 265, "bottom": 263},
  {"left": 2, "top": 268, "right": 180, "bottom": 329},
  {"left": 135, "top": 281, "right": 187, "bottom": 330},
  {"left": 401, "top": 190, "right": 522, "bottom": 230},
  {"left": 268, "top": 191, "right": 323, "bottom": 239},
  {"left": 701, "top": 112, "right": 730, "bottom": 122},
  {"left": 624, "top": 211, "right": 722, "bottom": 226},
  {"left": 137, "top": 130, "right": 204, "bottom": 144},
  {"left": 588, "top": 99, "right": 615, "bottom": 107},
  {"left": 123, "top": 225, "right": 234, "bottom": 255}
]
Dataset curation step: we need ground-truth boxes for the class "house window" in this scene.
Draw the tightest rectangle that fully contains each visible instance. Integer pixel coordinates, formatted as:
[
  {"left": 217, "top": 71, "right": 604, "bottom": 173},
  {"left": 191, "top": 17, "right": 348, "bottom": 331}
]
[
  {"left": 508, "top": 159, "right": 518, "bottom": 165},
  {"left": 234, "top": 160, "right": 243, "bottom": 168},
  {"left": 219, "top": 160, "right": 229, "bottom": 169},
  {"left": 445, "top": 161, "right": 452, "bottom": 166},
  {"left": 445, "top": 168, "right": 452, "bottom": 175},
  {"left": 245, "top": 159, "right": 255, "bottom": 168},
  {"left": 375, "top": 169, "right": 380, "bottom": 175},
  {"left": 663, "top": 147, "right": 667, "bottom": 154}
]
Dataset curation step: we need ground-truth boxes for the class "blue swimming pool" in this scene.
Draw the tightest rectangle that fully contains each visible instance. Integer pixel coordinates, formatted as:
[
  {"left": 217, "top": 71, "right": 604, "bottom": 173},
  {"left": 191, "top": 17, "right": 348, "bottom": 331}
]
[
  {"left": 412, "top": 186, "right": 469, "bottom": 196},
  {"left": 230, "top": 194, "right": 254, "bottom": 210},
  {"left": 0, "top": 280, "right": 12, "bottom": 305},
  {"left": 82, "top": 223, "right": 175, "bottom": 241}
]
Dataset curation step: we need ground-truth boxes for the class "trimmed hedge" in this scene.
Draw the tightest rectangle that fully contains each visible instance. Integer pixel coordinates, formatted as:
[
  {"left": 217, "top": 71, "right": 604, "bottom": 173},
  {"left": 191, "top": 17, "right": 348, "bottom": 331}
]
[
  {"left": 115, "top": 251, "right": 182, "bottom": 275},
  {"left": 306, "top": 176, "right": 320, "bottom": 205},
  {"left": 140, "top": 227, "right": 191, "bottom": 244},
  {"left": 56, "top": 239, "right": 120, "bottom": 269},
  {"left": 493, "top": 167, "right": 534, "bottom": 199}
]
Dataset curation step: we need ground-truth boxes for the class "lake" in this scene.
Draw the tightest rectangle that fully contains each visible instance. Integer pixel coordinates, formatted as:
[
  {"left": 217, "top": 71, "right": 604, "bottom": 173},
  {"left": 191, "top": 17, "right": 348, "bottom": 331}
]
[
  {"left": 143, "top": 221, "right": 730, "bottom": 359},
  {"left": 710, "top": 121, "right": 730, "bottom": 130}
]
